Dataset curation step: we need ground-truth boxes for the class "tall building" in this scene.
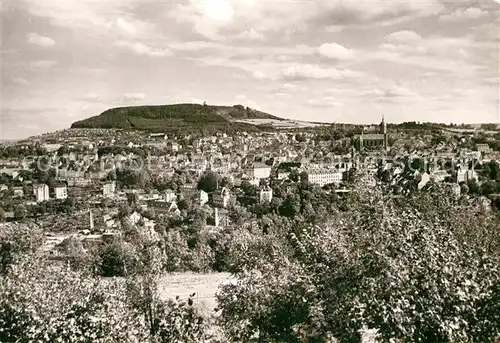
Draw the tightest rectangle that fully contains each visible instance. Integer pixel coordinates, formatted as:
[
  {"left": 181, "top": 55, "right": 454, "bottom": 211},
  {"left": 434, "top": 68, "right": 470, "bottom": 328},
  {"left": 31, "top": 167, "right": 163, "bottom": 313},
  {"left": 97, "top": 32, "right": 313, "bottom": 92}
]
[
  {"left": 259, "top": 187, "right": 273, "bottom": 203},
  {"left": 33, "top": 184, "right": 50, "bottom": 202},
  {"left": 380, "top": 115, "right": 388, "bottom": 150},
  {"left": 102, "top": 181, "right": 116, "bottom": 197},
  {"left": 246, "top": 163, "right": 272, "bottom": 180},
  {"left": 352, "top": 116, "right": 389, "bottom": 150},
  {"left": 53, "top": 185, "right": 68, "bottom": 200}
]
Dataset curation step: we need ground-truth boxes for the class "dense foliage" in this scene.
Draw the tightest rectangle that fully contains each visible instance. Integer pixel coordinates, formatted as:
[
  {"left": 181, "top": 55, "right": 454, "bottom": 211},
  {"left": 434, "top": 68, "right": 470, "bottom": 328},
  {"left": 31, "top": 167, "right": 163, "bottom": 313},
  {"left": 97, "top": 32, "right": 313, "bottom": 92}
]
[
  {"left": 217, "top": 175, "right": 500, "bottom": 342},
  {"left": 1, "top": 173, "right": 499, "bottom": 342}
]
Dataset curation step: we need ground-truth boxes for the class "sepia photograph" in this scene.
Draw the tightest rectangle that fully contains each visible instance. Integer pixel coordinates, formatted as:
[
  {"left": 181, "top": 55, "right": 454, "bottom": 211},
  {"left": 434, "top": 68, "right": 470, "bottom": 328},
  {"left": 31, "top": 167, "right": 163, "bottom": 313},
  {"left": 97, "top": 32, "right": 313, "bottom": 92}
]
[{"left": 0, "top": 0, "right": 499, "bottom": 342}]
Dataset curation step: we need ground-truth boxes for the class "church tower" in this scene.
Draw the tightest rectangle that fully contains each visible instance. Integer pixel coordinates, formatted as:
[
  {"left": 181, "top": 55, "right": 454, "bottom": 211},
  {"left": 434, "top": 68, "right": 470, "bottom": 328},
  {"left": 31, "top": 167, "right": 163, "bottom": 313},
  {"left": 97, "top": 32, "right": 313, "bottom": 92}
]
[{"left": 380, "top": 115, "right": 388, "bottom": 150}]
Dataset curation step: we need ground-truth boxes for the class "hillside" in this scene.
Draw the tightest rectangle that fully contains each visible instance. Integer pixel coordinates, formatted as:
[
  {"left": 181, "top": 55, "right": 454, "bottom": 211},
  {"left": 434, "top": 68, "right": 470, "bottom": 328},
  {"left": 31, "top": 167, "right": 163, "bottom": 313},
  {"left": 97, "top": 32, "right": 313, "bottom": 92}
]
[{"left": 71, "top": 104, "right": 284, "bottom": 134}]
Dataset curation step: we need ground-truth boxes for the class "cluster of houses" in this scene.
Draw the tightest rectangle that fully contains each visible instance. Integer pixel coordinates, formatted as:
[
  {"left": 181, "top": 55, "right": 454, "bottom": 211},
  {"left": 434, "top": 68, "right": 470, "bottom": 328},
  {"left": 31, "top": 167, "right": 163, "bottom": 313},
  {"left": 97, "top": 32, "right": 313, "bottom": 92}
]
[{"left": 2, "top": 126, "right": 499, "bottom": 232}]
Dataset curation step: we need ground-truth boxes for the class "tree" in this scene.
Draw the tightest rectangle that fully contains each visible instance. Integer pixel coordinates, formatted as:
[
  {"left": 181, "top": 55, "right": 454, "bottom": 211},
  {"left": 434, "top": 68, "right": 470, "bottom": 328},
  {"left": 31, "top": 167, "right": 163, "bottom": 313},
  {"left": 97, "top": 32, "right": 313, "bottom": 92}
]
[
  {"left": 217, "top": 182, "right": 500, "bottom": 342},
  {"left": 482, "top": 180, "right": 498, "bottom": 196},
  {"left": 0, "top": 223, "right": 43, "bottom": 275},
  {"left": 480, "top": 123, "right": 497, "bottom": 131},
  {"left": 289, "top": 169, "right": 300, "bottom": 183},
  {"left": 0, "top": 257, "right": 146, "bottom": 342},
  {"left": 96, "top": 239, "right": 137, "bottom": 277},
  {"left": 299, "top": 171, "right": 309, "bottom": 184},
  {"left": 197, "top": 171, "right": 221, "bottom": 193},
  {"left": 483, "top": 161, "right": 499, "bottom": 181},
  {"left": 295, "top": 134, "right": 306, "bottom": 143},
  {"left": 460, "top": 182, "right": 469, "bottom": 194},
  {"left": 13, "top": 205, "right": 27, "bottom": 221},
  {"left": 409, "top": 157, "right": 425, "bottom": 172},
  {"left": 119, "top": 204, "right": 132, "bottom": 219},
  {"left": 221, "top": 176, "right": 234, "bottom": 189}
]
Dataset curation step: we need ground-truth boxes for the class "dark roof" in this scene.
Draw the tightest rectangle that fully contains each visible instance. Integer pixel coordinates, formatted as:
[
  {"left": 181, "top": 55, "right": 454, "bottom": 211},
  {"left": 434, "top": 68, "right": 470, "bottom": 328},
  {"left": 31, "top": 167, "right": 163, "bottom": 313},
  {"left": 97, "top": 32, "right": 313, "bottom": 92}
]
[{"left": 353, "top": 134, "right": 385, "bottom": 140}]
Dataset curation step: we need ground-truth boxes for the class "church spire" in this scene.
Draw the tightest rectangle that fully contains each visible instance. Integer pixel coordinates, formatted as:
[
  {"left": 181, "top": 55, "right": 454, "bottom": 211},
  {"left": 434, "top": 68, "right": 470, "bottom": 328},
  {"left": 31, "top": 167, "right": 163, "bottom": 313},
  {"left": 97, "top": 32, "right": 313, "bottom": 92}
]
[{"left": 381, "top": 114, "right": 387, "bottom": 134}]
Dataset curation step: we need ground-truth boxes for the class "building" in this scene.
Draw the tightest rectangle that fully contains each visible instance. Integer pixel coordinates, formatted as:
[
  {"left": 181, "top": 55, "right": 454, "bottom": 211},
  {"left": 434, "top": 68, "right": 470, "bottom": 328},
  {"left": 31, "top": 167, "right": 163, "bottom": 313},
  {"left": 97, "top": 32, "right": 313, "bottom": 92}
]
[
  {"left": 180, "top": 183, "right": 198, "bottom": 199},
  {"left": 103, "top": 181, "right": 116, "bottom": 197},
  {"left": 212, "top": 187, "right": 232, "bottom": 208},
  {"left": 12, "top": 187, "right": 24, "bottom": 197},
  {"left": 53, "top": 185, "right": 68, "bottom": 200},
  {"left": 352, "top": 116, "right": 389, "bottom": 150},
  {"left": 167, "top": 141, "right": 180, "bottom": 152},
  {"left": 67, "top": 177, "right": 91, "bottom": 187},
  {"left": 306, "top": 169, "right": 343, "bottom": 187},
  {"left": 477, "top": 143, "right": 491, "bottom": 153},
  {"left": 416, "top": 172, "right": 430, "bottom": 190},
  {"left": 33, "top": 184, "right": 50, "bottom": 202},
  {"left": 457, "top": 169, "right": 478, "bottom": 183},
  {"left": 259, "top": 187, "right": 273, "bottom": 203},
  {"left": 246, "top": 163, "right": 272, "bottom": 180},
  {"left": 445, "top": 183, "right": 461, "bottom": 198},
  {"left": 163, "top": 189, "right": 177, "bottom": 202},
  {"left": 214, "top": 208, "right": 230, "bottom": 227},
  {"left": 200, "top": 190, "right": 209, "bottom": 206},
  {"left": 148, "top": 200, "right": 181, "bottom": 216},
  {"left": 430, "top": 170, "right": 450, "bottom": 183}
]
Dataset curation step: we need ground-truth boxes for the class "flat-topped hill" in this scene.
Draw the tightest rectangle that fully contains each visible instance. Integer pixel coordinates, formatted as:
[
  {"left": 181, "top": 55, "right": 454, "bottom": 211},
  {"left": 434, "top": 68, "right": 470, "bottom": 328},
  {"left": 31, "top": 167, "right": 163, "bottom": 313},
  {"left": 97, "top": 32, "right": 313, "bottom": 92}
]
[{"left": 71, "top": 103, "right": 284, "bottom": 133}]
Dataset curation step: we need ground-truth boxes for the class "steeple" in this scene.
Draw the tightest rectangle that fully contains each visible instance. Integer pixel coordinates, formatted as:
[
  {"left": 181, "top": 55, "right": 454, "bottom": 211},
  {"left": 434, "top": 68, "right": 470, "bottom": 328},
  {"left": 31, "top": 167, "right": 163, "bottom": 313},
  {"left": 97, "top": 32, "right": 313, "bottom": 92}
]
[{"left": 380, "top": 115, "right": 387, "bottom": 134}]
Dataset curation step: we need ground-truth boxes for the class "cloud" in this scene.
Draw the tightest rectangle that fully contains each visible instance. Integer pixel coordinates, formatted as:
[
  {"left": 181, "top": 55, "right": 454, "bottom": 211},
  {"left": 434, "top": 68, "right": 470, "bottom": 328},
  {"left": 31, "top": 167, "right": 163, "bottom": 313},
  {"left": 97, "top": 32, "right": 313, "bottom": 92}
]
[
  {"left": 235, "top": 28, "right": 265, "bottom": 41},
  {"left": 274, "top": 92, "right": 291, "bottom": 100},
  {"left": 29, "top": 60, "right": 58, "bottom": 68},
  {"left": 361, "top": 85, "right": 420, "bottom": 103},
  {"left": 80, "top": 93, "right": 103, "bottom": 103},
  {"left": 115, "top": 17, "right": 137, "bottom": 34},
  {"left": 27, "top": 32, "right": 56, "bottom": 47},
  {"left": 252, "top": 71, "right": 267, "bottom": 80},
  {"left": 170, "top": 0, "right": 444, "bottom": 40},
  {"left": 169, "top": 41, "right": 216, "bottom": 52},
  {"left": 385, "top": 30, "right": 422, "bottom": 43},
  {"left": 373, "top": 32, "right": 487, "bottom": 73},
  {"left": 12, "top": 77, "right": 30, "bottom": 85},
  {"left": 282, "top": 83, "right": 307, "bottom": 92},
  {"left": 307, "top": 97, "right": 344, "bottom": 108},
  {"left": 325, "top": 25, "right": 344, "bottom": 33},
  {"left": 233, "top": 94, "right": 261, "bottom": 110},
  {"left": 123, "top": 93, "right": 146, "bottom": 101},
  {"left": 114, "top": 41, "right": 172, "bottom": 57},
  {"left": 24, "top": 1, "right": 160, "bottom": 41},
  {"left": 439, "top": 7, "right": 489, "bottom": 22},
  {"left": 282, "top": 64, "right": 364, "bottom": 81},
  {"left": 318, "top": 43, "right": 353, "bottom": 60}
]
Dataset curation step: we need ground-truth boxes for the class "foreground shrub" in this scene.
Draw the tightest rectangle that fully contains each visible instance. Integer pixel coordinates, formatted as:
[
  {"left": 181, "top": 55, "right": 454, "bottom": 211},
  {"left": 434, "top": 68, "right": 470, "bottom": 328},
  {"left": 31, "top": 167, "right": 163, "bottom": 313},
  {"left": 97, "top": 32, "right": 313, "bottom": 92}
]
[
  {"left": 0, "top": 258, "right": 146, "bottom": 342},
  {"left": 217, "top": 183, "right": 500, "bottom": 342},
  {"left": 0, "top": 223, "right": 43, "bottom": 275}
]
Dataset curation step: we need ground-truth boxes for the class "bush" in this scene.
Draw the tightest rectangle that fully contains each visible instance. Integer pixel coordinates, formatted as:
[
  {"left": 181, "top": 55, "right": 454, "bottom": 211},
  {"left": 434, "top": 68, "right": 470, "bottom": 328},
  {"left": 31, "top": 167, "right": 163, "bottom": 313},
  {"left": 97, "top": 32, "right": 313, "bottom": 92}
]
[
  {"left": 217, "top": 183, "right": 500, "bottom": 342},
  {"left": 0, "top": 258, "right": 146, "bottom": 342},
  {"left": 0, "top": 223, "right": 43, "bottom": 275}
]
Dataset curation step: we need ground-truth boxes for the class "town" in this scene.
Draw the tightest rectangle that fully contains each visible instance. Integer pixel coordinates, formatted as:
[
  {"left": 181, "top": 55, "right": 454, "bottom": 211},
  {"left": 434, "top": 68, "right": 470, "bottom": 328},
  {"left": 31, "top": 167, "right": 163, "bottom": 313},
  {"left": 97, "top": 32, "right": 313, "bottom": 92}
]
[{"left": 1, "top": 118, "right": 499, "bottom": 259}]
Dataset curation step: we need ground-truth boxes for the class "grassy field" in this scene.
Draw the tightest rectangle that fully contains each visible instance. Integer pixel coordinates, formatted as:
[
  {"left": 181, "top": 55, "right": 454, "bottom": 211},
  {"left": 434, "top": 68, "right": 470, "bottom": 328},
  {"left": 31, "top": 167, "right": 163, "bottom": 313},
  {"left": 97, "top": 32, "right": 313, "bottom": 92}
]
[
  {"left": 157, "top": 272, "right": 233, "bottom": 314},
  {"left": 156, "top": 272, "right": 378, "bottom": 342}
]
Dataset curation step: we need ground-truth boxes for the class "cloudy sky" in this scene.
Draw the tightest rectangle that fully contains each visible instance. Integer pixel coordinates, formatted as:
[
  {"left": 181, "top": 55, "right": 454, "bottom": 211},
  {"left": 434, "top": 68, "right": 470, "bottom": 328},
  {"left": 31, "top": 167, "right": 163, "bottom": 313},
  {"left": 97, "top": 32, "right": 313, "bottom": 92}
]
[{"left": 1, "top": 0, "right": 499, "bottom": 139}]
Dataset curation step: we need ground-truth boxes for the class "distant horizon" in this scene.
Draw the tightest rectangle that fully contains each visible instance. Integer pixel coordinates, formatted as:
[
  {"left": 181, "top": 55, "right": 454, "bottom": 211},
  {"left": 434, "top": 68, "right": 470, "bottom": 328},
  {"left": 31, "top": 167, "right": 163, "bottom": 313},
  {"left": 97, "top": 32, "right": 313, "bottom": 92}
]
[
  {"left": 3, "top": 105, "right": 499, "bottom": 143},
  {"left": 2, "top": 0, "right": 499, "bottom": 139}
]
